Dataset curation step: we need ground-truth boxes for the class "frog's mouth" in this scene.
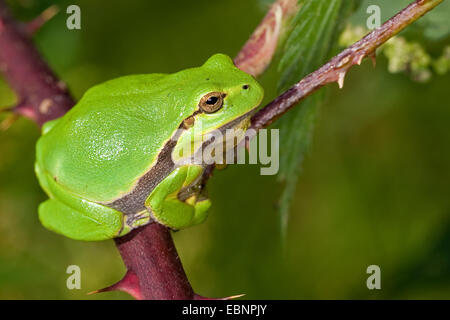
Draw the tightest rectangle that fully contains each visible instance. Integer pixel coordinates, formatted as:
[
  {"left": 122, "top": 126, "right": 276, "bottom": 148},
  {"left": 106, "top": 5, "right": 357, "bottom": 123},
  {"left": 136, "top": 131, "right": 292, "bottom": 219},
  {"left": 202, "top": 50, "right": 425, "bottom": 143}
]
[
  {"left": 214, "top": 107, "right": 257, "bottom": 134},
  {"left": 194, "top": 110, "right": 256, "bottom": 165}
]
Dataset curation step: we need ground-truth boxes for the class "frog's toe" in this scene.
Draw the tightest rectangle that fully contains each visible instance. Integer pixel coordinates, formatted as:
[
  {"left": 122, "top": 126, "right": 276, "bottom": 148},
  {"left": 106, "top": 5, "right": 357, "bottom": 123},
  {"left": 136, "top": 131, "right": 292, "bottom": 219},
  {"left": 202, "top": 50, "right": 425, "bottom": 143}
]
[
  {"left": 38, "top": 198, "right": 124, "bottom": 241},
  {"left": 191, "top": 198, "right": 211, "bottom": 226}
]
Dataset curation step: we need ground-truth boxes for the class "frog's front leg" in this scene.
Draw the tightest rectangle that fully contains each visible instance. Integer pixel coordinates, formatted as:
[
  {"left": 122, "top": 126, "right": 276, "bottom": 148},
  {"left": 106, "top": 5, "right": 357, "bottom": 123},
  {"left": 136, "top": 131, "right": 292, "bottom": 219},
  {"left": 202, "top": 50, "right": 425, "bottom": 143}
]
[{"left": 146, "top": 165, "right": 211, "bottom": 230}]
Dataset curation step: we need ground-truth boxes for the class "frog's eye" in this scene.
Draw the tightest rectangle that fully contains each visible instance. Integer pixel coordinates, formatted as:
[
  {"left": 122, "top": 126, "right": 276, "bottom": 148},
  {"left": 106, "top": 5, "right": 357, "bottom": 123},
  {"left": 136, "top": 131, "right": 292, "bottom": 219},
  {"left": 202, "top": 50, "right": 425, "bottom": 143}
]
[{"left": 199, "top": 92, "right": 225, "bottom": 113}]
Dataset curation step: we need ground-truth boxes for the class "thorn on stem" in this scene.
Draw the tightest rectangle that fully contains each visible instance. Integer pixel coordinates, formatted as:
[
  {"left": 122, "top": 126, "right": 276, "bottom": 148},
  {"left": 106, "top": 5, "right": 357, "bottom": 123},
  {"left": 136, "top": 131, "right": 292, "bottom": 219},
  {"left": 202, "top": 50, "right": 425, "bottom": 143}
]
[
  {"left": 194, "top": 293, "right": 246, "bottom": 300},
  {"left": 26, "top": 5, "right": 59, "bottom": 35},
  {"left": 337, "top": 71, "right": 346, "bottom": 89},
  {"left": 13, "top": 102, "right": 37, "bottom": 123},
  {"left": 369, "top": 52, "right": 377, "bottom": 67},
  {"left": 0, "top": 113, "right": 19, "bottom": 131},
  {"left": 88, "top": 270, "right": 142, "bottom": 300},
  {"left": 356, "top": 54, "right": 365, "bottom": 66}
]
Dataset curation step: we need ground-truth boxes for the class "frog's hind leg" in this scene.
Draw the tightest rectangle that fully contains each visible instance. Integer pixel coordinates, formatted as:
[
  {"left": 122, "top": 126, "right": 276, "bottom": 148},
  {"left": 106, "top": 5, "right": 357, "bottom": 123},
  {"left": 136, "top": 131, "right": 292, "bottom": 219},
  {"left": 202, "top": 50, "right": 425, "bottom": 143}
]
[
  {"left": 38, "top": 169, "right": 128, "bottom": 241},
  {"left": 146, "top": 165, "right": 211, "bottom": 230},
  {"left": 39, "top": 198, "right": 126, "bottom": 241}
]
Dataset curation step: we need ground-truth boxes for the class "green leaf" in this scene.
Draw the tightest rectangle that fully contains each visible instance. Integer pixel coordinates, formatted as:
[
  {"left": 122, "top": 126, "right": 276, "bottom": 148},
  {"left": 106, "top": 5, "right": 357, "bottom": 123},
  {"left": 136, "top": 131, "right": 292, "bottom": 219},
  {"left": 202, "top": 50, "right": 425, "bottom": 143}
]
[{"left": 274, "top": 0, "right": 357, "bottom": 235}]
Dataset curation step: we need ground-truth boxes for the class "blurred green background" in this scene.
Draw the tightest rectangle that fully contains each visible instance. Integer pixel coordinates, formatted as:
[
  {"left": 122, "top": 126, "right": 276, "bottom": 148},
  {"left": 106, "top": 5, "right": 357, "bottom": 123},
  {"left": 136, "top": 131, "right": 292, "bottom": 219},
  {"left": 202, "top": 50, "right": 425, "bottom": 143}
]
[{"left": 0, "top": 0, "right": 449, "bottom": 299}]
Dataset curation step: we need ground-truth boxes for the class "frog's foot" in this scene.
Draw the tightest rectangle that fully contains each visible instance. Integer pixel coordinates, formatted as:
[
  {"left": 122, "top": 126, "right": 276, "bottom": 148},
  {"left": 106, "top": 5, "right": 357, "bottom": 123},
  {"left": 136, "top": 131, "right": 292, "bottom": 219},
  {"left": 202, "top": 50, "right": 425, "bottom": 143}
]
[
  {"left": 39, "top": 198, "right": 127, "bottom": 241},
  {"left": 184, "top": 194, "right": 211, "bottom": 226},
  {"left": 148, "top": 192, "right": 211, "bottom": 230},
  {"left": 145, "top": 165, "right": 212, "bottom": 230},
  {"left": 124, "top": 210, "right": 152, "bottom": 230}
]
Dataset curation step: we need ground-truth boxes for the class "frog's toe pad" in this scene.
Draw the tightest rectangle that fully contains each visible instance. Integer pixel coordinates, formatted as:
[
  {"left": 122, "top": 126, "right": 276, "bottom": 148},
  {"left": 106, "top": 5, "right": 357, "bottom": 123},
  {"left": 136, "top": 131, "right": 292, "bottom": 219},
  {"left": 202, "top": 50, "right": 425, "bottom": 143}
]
[{"left": 191, "top": 199, "right": 211, "bottom": 225}]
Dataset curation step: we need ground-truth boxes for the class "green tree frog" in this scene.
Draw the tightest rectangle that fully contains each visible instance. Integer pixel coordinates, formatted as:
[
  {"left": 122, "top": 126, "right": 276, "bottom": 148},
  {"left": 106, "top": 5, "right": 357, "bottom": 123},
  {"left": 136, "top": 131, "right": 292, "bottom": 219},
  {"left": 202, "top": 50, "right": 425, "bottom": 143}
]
[{"left": 35, "top": 54, "right": 264, "bottom": 241}]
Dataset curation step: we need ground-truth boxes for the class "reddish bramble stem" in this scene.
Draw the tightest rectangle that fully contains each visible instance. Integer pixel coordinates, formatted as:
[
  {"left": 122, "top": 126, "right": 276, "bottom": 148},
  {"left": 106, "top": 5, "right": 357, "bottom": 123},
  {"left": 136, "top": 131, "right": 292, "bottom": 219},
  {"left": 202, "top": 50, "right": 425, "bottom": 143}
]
[{"left": 0, "top": 1, "right": 72, "bottom": 126}]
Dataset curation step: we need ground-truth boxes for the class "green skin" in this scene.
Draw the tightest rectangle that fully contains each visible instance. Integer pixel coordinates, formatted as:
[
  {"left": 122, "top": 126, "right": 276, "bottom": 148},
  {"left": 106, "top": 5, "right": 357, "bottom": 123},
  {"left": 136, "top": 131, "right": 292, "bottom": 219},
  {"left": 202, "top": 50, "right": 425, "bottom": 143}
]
[{"left": 35, "top": 54, "right": 264, "bottom": 241}]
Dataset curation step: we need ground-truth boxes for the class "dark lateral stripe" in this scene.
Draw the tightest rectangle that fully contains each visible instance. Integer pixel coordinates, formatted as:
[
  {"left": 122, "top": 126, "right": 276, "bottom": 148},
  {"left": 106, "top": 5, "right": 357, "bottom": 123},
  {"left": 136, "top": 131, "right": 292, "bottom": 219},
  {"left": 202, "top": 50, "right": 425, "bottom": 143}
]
[{"left": 106, "top": 136, "right": 178, "bottom": 215}]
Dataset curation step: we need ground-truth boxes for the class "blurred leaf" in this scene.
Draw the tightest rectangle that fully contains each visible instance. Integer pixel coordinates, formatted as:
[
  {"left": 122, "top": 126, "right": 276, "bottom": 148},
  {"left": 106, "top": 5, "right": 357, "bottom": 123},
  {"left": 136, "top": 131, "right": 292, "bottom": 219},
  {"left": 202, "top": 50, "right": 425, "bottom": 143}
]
[{"left": 274, "top": 0, "right": 358, "bottom": 234}]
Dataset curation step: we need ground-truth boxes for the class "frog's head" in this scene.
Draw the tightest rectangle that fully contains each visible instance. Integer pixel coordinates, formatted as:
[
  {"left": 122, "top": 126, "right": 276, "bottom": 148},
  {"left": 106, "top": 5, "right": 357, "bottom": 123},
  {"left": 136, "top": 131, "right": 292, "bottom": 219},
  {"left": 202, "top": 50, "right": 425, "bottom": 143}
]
[
  {"left": 187, "top": 54, "right": 263, "bottom": 130},
  {"left": 173, "top": 54, "right": 264, "bottom": 165}
]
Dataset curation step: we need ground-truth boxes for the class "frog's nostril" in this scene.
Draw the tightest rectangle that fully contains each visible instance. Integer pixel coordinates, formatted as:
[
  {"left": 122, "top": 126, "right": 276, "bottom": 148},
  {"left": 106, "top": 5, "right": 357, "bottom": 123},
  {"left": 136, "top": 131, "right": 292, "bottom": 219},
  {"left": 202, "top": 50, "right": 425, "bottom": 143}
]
[{"left": 242, "top": 84, "right": 249, "bottom": 90}]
